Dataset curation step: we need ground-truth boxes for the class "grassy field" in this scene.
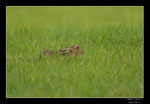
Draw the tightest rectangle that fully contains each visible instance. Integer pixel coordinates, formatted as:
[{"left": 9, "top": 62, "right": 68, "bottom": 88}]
[{"left": 6, "top": 7, "right": 144, "bottom": 97}]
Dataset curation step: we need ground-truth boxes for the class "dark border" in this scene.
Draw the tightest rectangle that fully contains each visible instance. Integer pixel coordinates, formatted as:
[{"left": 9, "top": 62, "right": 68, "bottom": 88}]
[
  {"left": 4, "top": 0, "right": 144, "bottom": 6},
  {"left": 2, "top": 98, "right": 145, "bottom": 104},
  {"left": 1, "top": 0, "right": 144, "bottom": 104},
  {"left": 0, "top": 2, "right": 6, "bottom": 102}
]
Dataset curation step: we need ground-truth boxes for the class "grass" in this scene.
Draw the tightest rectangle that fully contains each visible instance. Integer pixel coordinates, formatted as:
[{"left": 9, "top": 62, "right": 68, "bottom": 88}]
[{"left": 6, "top": 6, "right": 144, "bottom": 97}]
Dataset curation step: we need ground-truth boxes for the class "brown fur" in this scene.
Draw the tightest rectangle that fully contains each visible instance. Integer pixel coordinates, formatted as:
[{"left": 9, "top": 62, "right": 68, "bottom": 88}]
[{"left": 34, "top": 45, "right": 84, "bottom": 60}]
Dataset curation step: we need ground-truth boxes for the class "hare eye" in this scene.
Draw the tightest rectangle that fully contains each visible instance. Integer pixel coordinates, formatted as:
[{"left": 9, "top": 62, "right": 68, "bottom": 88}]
[{"left": 76, "top": 46, "right": 80, "bottom": 49}]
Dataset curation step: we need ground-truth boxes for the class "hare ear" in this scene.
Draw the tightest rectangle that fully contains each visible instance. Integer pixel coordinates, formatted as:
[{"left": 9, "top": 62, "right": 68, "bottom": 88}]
[{"left": 59, "top": 48, "right": 71, "bottom": 53}]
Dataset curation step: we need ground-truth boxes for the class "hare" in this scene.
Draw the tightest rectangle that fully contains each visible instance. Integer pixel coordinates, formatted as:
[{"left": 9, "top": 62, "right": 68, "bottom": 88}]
[{"left": 34, "top": 45, "right": 84, "bottom": 61}]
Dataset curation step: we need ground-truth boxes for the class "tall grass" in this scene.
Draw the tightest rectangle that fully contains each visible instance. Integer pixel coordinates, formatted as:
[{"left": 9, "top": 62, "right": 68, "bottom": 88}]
[{"left": 7, "top": 7, "right": 143, "bottom": 97}]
